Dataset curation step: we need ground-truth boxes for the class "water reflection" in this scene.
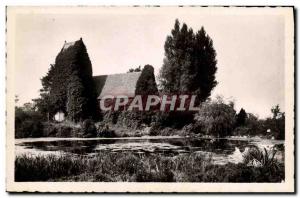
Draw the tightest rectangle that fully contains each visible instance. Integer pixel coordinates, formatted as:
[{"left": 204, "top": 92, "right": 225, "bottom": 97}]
[{"left": 16, "top": 137, "right": 284, "bottom": 165}]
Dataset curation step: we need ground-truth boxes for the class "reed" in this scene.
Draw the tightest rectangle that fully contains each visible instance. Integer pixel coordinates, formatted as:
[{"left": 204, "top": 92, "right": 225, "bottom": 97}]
[{"left": 15, "top": 151, "right": 284, "bottom": 182}]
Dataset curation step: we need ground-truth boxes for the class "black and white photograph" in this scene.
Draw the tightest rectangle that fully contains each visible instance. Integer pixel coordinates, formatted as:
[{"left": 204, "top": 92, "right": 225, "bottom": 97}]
[{"left": 5, "top": 6, "right": 294, "bottom": 193}]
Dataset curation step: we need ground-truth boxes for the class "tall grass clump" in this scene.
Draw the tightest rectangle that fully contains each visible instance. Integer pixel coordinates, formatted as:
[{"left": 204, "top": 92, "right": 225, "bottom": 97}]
[
  {"left": 241, "top": 146, "right": 284, "bottom": 182},
  {"left": 15, "top": 150, "right": 284, "bottom": 182},
  {"left": 15, "top": 154, "right": 88, "bottom": 181}
]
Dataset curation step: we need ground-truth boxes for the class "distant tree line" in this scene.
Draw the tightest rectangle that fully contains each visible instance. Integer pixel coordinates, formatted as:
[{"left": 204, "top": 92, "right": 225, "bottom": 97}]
[
  {"left": 232, "top": 104, "right": 285, "bottom": 139},
  {"left": 127, "top": 66, "right": 141, "bottom": 73}
]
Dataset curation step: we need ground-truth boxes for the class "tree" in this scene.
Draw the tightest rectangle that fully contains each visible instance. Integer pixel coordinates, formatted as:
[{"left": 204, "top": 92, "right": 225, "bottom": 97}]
[
  {"left": 22, "top": 102, "right": 35, "bottom": 112},
  {"left": 159, "top": 19, "right": 217, "bottom": 105},
  {"left": 271, "top": 104, "right": 281, "bottom": 119},
  {"left": 15, "top": 103, "right": 44, "bottom": 138},
  {"left": 159, "top": 20, "right": 192, "bottom": 94},
  {"left": 195, "top": 98, "right": 236, "bottom": 137},
  {"left": 15, "top": 95, "right": 19, "bottom": 104},
  {"left": 236, "top": 108, "right": 247, "bottom": 127},
  {"left": 128, "top": 66, "right": 141, "bottom": 73},
  {"left": 32, "top": 93, "right": 53, "bottom": 120},
  {"left": 276, "top": 112, "right": 285, "bottom": 140},
  {"left": 191, "top": 27, "right": 217, "bottom": 104},
  {"left": 269, "top": 105, "right": 285, "bottom": 139},
  {"left": 32, "top": 64, "right": 56, "bottom": 119},
  {"left": 245, "top": 113, "right": 263, "bottom": 136},
  {"left": 135, "top": 65, "right": 159, "bottom": 95}
]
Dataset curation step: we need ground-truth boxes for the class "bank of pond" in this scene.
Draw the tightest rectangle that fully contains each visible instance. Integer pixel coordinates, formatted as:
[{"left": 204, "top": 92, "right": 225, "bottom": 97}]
[{"left": 15, "top": 136, "right": 284, "bottom": 182}]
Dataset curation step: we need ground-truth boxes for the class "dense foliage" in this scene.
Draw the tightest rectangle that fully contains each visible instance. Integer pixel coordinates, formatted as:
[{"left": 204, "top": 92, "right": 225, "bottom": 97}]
[
  {"left": 159, "top": 19, "right": 217, "bottom": 105},
  {"left": 135, "top": 65, "right": 159, "bottom": 96},
  {"left": 35, "top": 39, "right": 99, "bottom": 122},
  {"left": 15, "top": 106, "right": 44, "bottom": 138},
  {"left": 236, "top": 108, "right": 247, "bottom": 127},
  {"left": 231, "top": 105, "right": 285, "bottom": 140},
  {"left": 66, "top": 72, "right": 88, "bottom": 122},
  {"left": 15, "top": 149, "right": 284, "bottom": 182},
  {"left": 267, "top": 105, "right": 285, "bottom": 139},
  {"left": 195, "top": 97, "right": 236, "bottom": 137},
  {"left": 81, "top": 119, "right": 97, "bottom": 137}
]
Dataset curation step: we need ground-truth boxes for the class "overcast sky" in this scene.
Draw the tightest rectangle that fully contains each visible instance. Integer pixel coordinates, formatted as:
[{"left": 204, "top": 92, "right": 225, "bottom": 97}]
[{"left": 13, "top": 7, "right": 285, "bottom": 118}]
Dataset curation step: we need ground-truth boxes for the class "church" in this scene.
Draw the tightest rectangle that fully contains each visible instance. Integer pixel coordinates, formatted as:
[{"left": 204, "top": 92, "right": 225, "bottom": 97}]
[{"left": 54, "top": 39, "right": 158, "bottom": 121}]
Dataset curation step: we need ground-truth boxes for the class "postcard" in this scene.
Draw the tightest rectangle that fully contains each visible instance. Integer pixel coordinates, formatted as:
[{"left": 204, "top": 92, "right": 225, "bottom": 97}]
[{"left": 6, "top": 6, "right": 294, "bottom": 193}]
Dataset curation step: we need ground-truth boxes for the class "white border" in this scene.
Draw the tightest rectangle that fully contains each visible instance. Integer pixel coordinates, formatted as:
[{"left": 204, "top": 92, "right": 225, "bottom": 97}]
[{"left": 4, "top": 6, "right": 295, "bottom": 193}]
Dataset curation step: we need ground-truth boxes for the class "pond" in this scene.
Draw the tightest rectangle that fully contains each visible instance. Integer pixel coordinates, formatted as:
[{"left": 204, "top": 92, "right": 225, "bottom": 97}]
[{"left": 15, "top": 137, "right": 284, "bottom": 165}]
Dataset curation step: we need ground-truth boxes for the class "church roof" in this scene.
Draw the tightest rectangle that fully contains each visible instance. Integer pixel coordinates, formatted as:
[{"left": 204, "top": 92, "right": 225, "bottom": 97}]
[{"left": 93, "top": 72, "right": 142, "bottom": 99}]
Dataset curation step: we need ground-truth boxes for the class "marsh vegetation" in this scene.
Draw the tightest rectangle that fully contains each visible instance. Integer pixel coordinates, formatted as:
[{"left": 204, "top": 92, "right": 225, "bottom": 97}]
[{"left": 15, "top": 146, "right": 284, "bottom": 182}]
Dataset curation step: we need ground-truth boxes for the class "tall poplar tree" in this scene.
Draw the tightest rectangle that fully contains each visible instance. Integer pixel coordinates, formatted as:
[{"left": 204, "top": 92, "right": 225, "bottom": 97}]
[{"left": 159, "top": 20, "right": 218, "bottom": 105}]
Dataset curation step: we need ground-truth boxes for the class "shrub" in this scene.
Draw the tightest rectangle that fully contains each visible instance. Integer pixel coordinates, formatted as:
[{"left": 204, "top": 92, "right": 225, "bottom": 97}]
[
  {"left": 243, "top": 146, "right": 279, "bottom": 168},
  {"left": 135, "top": 65, "right": 158, "bottom": 96},
  {"left": 57, "top": 125, "right": 74, "bottom": 137},
  {"left": 232, "top": 126, "right": 251, "bottom": 137},
  {"left": 81, "top": 119, "right": 97, "bottom": 137},
  {"left": 41, "top": 122, "right": 82, "bottom": 137},
  {"left": 241, "top": 146, "right": 284, "bottom": 182},
  {"left": 97, "top": 124, "right": 116, "bottom": 138},
  {"left": 195, "top": 97, "right": 236, "bottom": 137},
  {"left": 182, "top": 123, "right": 202, "bottom": 135},
  {"left": 15, "top": 107, "right": 44, "bottom": 138},
  {"left": 149, "top": 123, "right": 161, "bottom": 136},
  {"left": 153, "top": 111, "right": 194, "bottom": 129}
]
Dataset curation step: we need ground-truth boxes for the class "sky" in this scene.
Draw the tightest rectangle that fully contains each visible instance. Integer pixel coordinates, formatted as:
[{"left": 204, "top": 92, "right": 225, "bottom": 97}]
[{"left": 12, "top": 7, "right": 286, "bottom": 118}]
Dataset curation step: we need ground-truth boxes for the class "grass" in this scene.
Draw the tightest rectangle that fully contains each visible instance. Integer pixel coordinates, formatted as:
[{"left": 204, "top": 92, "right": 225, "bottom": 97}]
[{"left": 15, "top": 149, "right": 284, "bottom": 182}]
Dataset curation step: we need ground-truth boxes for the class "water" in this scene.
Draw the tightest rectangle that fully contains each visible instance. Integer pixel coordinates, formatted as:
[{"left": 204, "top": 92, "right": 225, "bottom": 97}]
[{"left": 15, "top": 137, "right": 284, "bottom": 165}]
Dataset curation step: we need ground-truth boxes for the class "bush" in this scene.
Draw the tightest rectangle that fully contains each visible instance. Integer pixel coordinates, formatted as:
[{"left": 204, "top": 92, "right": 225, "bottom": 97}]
[
  {"left": 149, "top": 123, "right": 162, "bottom": 136},
  {"left": 232, "top": 126, "right": 251, "bottom": 137},
  {"left": 195, "top": 97, "right": 236, "bottom": 137},
  {"left": 81, "top": 119, "right": 97, "bottom": 137},
  {"left": 153, "top": 111, "right": 194, "bottom": 129},
  {"left": 182, "top": 123, "right": 202, "bottom": 135},
  {"left": 58, "top": 126, "right": 74, "bottom": 137},
  {"left": 97, "top": 124, "right": 116, "bottom": 138},
  {"left": 15, "top": 107, "right": 44, "bottom": 138}
]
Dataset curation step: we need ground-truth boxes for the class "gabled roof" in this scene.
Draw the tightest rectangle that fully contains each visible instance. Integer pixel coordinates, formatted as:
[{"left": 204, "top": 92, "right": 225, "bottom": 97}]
[{"left": 93, "top": 72, "right": 142, "bottom": 99}]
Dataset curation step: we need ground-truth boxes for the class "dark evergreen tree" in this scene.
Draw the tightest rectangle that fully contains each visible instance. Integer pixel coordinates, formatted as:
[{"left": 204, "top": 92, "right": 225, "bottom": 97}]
[
  {"left": 236, "top": 108, "right": 247, "bottom": 127},
  {"left": 190, "top": 27, "right": 217, "bottom": 104},
  {"left": 159, "top": 19, "right": 182, "bottom": 93},
  {"left": 159, "top": 19, "right": 217, "bottom": 105},
  {"left": 33, "top": 64, "right": 56, "bottom": 119},
  {"left": 32, "top": 93, "right": 53, "bottom": 121},
  {"left": 135, "top": 65, "right": 159, "bottom": 95}
]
